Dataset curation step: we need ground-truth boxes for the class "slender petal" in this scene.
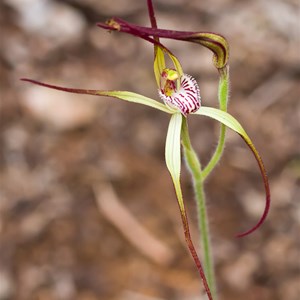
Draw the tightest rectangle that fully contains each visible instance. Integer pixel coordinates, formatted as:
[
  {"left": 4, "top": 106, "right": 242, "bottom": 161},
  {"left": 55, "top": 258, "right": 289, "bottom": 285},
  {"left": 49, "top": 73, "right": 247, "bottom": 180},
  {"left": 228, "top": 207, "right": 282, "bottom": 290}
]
[
  {"left": 20, "top": 78, "right": 172, "bottom": 114},
  {"left": 98, "top": 18, "right": 229, "bottom": 71},
  {"left": 165, "top": 113, "right": 182, "bottom": 185},
  {"left": 194, "top": 107, "right": 271, "bottom": 237},
  {"left": 165, "top": 113, "right": 213, "bottom": 300}
]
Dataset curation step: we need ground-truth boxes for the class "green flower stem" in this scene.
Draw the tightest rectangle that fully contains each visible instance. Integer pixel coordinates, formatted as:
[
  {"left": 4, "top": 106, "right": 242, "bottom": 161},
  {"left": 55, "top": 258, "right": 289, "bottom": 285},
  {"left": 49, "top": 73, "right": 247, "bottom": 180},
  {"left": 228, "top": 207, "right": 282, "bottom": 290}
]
[
  {"left": 181, "top": 118, "right": 217, "bottom": 299},
  {"left": 202, "top": 70, "right": 229, "bottom": 181}
]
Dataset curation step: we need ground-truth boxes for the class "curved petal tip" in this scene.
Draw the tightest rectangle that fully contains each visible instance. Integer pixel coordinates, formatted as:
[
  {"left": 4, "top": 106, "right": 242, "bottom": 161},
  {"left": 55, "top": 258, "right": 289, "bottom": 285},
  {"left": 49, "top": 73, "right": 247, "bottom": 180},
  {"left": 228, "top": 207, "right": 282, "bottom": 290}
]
[
  {"left": 236, "top": 165, "right": 271, "bottom": 238},
  {"left": 235, "top": 192, "right": 270, "bottom": 238}
]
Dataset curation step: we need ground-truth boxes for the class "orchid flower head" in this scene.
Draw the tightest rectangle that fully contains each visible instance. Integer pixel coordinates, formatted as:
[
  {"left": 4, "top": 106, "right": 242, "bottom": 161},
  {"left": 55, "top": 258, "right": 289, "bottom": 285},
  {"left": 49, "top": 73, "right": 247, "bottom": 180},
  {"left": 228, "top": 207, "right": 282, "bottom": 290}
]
[
  {"left": 21, "top": 1, "right": 271, "bottom": 299},
  {"left": 159, "top": 69, "right": 201, "bottom": 116}
]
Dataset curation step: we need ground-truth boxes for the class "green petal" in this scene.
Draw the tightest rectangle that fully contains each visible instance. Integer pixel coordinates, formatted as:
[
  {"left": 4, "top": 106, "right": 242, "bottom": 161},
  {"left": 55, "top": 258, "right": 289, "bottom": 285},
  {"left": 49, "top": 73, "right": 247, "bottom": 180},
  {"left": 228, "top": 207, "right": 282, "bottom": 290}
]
[
  {"left": 100, "top": 91, "right": 172, "bottom": 113},
  {"left": 168, "top": 52, "right": 183, "bottom": 77},
  {"left": 194, "top": 106, "right": 245, "bottom": 135},
  {"left": 165, "top": 113, "right": 182, "bottom": 180},
  {"left": 194, "top": 106, "right": 271, "bottom": 237},
  {"left": 165, "top": 113, "right": 183, "bottom": 207},
  {"left": 21, "top": 79, "right": 172, "bottom": 114},
  {"left": 154, "top": 47, "right": 166, "bottom": 87}
]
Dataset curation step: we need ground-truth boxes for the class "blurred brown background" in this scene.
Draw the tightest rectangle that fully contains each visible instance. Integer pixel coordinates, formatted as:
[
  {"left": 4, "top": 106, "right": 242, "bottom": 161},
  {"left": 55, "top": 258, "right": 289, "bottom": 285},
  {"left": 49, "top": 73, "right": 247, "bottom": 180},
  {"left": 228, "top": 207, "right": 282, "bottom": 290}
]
[{"left": 1, "top": 0, "right": 299, "bottom": 299}]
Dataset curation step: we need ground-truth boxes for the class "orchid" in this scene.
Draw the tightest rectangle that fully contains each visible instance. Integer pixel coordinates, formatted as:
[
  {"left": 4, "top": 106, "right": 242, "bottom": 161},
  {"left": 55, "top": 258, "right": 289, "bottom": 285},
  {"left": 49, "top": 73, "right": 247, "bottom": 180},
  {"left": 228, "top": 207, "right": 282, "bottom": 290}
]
[{"left": 21, "top": 1, "right": 270, "bottom": 299}]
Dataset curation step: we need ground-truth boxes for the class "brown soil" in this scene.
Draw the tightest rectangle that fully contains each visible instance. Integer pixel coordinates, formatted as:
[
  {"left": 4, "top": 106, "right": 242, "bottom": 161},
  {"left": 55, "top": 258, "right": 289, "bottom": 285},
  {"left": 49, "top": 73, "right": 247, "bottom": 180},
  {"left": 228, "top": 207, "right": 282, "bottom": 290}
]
[{"left": 1, "top": 1, "right": 299, "bottom": 300}]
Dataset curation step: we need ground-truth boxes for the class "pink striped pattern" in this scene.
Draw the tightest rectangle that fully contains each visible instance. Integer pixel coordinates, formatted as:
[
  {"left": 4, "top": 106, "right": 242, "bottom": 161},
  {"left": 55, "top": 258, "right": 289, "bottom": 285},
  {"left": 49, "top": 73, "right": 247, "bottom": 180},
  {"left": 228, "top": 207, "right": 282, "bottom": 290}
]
[{"left": 159, "top": 73, "right": 201, "bottom": 116}]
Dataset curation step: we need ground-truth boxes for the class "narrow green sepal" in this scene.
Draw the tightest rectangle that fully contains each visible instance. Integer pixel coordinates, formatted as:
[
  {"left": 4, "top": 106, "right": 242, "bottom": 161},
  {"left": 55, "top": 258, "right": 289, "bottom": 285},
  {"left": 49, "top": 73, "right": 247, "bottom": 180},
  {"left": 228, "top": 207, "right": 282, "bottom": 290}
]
[
  {"left": 20, "top": 79, "right": 172, "bottom": 114},
  {"left": 194, "top": 107, "right": 271, "bottom": 237},
  {"left": 165, "top": 113, "right": 183, "bottom": 201}
]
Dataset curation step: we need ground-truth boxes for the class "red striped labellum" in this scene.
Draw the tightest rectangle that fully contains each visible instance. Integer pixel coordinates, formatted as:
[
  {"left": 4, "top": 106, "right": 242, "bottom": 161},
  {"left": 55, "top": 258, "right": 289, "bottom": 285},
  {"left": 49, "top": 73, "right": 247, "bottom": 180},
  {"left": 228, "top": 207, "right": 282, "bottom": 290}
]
[{"left": 159, "top": 69, "right": 201, "bottom": 116}]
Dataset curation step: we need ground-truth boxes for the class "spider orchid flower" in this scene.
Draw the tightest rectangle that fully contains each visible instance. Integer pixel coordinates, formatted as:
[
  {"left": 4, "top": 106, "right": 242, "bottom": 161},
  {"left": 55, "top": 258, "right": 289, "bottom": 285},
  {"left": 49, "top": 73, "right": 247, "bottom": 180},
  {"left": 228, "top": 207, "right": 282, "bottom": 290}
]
[{"left": 21, "top": 2, "right": 270, "bottom": 299}]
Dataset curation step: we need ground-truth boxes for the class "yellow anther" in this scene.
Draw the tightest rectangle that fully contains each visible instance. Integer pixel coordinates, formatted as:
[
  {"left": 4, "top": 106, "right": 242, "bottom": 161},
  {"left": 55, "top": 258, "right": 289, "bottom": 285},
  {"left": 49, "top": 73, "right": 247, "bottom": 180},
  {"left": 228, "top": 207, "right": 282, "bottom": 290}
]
[{"left": 166, "top": 69, "right": 179, "bottom": 81}]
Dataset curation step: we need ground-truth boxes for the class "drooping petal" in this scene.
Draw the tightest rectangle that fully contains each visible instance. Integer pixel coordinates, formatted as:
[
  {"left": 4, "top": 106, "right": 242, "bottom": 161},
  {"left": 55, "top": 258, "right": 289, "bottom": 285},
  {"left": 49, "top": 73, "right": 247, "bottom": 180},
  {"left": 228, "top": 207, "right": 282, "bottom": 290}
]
[
  {"left": 165, "top": 113, "right": 182, "bottom": 185},
  {"left": 159, "top": 73, "right": 201, "bottom": 116},
  {"left": 165, "top": 113, "right": 213, "bottom": 300},
  {"left": 193, "top": 107, "right": 271, "bottom": 237},
  {"left": 21, "top": 79, "right": 172, "bottom": 114}
]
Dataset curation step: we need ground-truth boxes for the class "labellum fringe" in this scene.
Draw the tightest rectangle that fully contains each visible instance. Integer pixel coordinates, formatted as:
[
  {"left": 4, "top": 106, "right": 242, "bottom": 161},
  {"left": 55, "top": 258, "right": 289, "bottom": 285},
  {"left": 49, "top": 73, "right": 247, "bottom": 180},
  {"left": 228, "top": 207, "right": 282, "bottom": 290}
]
[{"left": 159, "top": 70, "right": 201, "bottom": 116}]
